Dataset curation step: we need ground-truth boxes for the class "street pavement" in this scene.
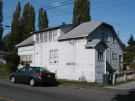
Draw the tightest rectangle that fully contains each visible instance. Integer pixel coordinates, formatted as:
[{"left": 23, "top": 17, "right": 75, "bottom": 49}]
[{"left": 0, "top": 79, "right": 135, "bottom": 101}]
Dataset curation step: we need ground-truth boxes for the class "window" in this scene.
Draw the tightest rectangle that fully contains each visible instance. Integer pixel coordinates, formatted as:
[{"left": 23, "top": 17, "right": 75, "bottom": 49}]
[
  {"left": 119, "top": 55, "right": 123, "bottom": 62},
  {"left": 40, "top": 33, "right": 43, "bottom": 42},
  {"left": 44, "top": 32, "right": 47, "bottom": 42},
  {"left": 19, "top": 68, "right": 26, "bottom": 72},
  {"left": 112, "top": 53, "right": 118, "bottom": 60},
  {"left": 112, "top": 38, "right": 116, "bottom": 43},
  {"left": 49, "top": 31, "right": 52, "bottom": 41},
  {"left": 36, "top": 34, "right": 39, "bottom": 43},
  {"left": 97, "top": 49, "right": 104, "bottom": 60},
  {"left": 53, "top": 30, "right": 57, "bottom": 40},
  {"left": 44, "top": 30, "right": 58, "bottom": 42},
  {"left": 20, "top": 55, "right": 32, "bottom": 65},
  {"left": 49, "top": 49, "right": 58, "bottom": 64}
]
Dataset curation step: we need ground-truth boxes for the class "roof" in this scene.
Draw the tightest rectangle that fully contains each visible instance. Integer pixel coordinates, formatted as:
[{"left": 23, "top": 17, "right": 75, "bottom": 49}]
[
  {"left": 16, "top": 35, "right": 34, "bottom": 47},
  {"left": 85, "top": 39, "right": 108, "bottom": 48},
  {"left": 58, "top": 21, "right": 103, "bottom": 41},
  {"left": 85, "top": 39, "right": 101, "bottom": 48},
  {"left": 32, "top": 24, "right": 76, "bottom": 34}
]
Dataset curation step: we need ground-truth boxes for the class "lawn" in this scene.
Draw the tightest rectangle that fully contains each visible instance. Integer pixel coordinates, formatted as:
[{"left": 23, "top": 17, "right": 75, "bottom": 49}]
[{"left": 0, "top": 64, "right": 11, "bottom": 79}]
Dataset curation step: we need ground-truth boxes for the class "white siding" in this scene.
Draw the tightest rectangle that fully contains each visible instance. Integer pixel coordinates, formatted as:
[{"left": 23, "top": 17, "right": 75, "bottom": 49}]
[{"left": 33, "top": 29, "right": 96, "bottom": 82}]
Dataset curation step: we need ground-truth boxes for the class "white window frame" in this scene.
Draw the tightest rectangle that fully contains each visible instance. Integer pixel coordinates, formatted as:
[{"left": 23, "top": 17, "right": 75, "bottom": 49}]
[
  {"left": 36, "top": 34, "right": 39, "bottom": 43},
  {"left": 49, "top": 49, "right": 58, "bottom": 64},
  {"left": 40, "top": 33, "right": 44, "bottom": 42},
  {"left": 112, "top": 53, "right": 118, "bottom": 60}
]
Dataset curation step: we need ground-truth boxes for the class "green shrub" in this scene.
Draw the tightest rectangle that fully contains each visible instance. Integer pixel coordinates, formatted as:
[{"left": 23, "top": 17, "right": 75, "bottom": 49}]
[
  {"left": 4, "top": 53, "right": 20, "bottom": 67},
  {"left": 0, "top": 64, "right": 16, "bottom": 73}
]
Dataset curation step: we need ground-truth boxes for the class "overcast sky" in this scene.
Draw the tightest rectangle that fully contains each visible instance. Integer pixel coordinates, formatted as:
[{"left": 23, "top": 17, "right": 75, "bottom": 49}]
[{"left": 2, "top": 0, "right": 135, "bottom": 45}]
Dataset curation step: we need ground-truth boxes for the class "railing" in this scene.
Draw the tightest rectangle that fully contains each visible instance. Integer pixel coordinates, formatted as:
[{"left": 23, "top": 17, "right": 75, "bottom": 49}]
[{"left": 112, "top": 71, "right": 135, "bottom": 85}]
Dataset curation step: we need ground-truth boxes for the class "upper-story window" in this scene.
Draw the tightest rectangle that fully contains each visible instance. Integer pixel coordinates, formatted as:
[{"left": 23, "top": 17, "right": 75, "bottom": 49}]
[
  {"left": 49, "top": 31, "right": 53, "bottom": 41},
  {"left": 40, "top": 33, "right": 43, "bottom": 42},
  {"left": 53, "top": 30, "right": 57, "bottom": 40},
  {"left": 44, "top": 32, "right": 49, "bottom": 42},
  {"left": 119, "top": 55, "right": 123, "bottom": 62},
  {"left": 36, "top": 30, "right": 58, "bottom": 43},
  {"left": 97, "top": 49, "right": 104, "bottom": 61},
  {"left": 36, "top": 34, "right": 39, "bottom": 43},
  {"left": 112, "top": 53, "right": 118, "bottom": 60},
  {"left": 45, "top": 30, "right": 58, "bottom": 42},
  {"left": 112, "top": 37, "right": 116, "bottom": 43}
]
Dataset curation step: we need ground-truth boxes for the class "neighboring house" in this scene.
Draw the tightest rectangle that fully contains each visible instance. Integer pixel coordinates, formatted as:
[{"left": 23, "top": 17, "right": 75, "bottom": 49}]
[
  {"left": 0, "top": 51, "right": 7, "bottom": 64},
  {"left": 17, "top": 21, "right": 123, "bottom": 83}
]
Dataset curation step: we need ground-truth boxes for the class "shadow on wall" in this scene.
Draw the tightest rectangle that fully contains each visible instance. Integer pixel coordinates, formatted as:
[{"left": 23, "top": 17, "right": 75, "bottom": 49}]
[{"left": 112, "top": 90, "right": 135, "bottom": 101}]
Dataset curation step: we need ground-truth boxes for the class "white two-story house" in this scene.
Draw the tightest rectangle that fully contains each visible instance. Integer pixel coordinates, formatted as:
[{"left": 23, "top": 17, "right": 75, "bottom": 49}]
[{"left": 17, "top": 21, "right": 123, "bottom": 83}]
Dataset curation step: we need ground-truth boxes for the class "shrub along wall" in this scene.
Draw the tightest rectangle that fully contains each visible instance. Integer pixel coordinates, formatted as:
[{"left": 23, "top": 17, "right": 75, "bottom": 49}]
[{"left": 0, "top": 64, "right": 16, "bottom": 78}]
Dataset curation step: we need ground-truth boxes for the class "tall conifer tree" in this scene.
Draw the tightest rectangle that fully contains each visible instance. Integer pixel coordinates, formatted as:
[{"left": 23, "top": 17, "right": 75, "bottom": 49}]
[
  {"left": 21, "top": 3, "right": 35, "bottom": 39},
  {"left": 0, "top": 0, "right": 3, "bottom": 50},
  {"left": 73, "top": 0, "right": 91, "bottom": 24},
  {"left": 10, "top": 2, "right": 21, "bottom": 48},
  {"left": 128, "top": 34, "right": 135, "bottom": 47},
  {"left": 38, "top": 8, "right": 48, "bottom": 30}
]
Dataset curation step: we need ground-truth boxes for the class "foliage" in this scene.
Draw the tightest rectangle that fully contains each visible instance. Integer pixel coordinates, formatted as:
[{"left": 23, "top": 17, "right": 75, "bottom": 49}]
[
  {"left": 124, "top": 35, "right": 135, "bottom": 69},
  {"left": 21, "top": 3, "right": 35, "bottom": 40},
  {"left": 38, "top": 8, "right": 48, "bottom": 30},
  {"left": 0, "top": 0, "right": 3, "bottom": 50},
  {"left": 10, "top": 2, "right": 21, "bottom": 49},
  {"left": 0, "top": 64, "right": 16, "bottom": 78},
  {"left": 128, "top": 34, "right": 135, "bottom": 47},
  {"left": 73, "top": 0, "right": 91, "bottom": 24},
  {"left": 4, "top": 50, "right": 20, "bottom": 68},
  {"left": 2, "top": 33, "right": 12, "bottom": 52}
]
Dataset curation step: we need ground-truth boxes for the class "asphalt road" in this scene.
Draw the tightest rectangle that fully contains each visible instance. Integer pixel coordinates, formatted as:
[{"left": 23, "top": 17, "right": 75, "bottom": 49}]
[{"left": 0, "top": 79, "right": 135, "bottom": 101}]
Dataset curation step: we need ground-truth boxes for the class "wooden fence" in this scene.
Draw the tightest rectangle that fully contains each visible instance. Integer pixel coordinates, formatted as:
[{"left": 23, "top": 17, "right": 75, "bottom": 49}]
[{"left": 112, "top": 72, "right": 135, "bottom": 85}]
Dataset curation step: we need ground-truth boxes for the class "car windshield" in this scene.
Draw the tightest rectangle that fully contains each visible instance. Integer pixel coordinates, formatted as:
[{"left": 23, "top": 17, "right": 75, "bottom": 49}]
[{"left": 34, "top": 67, "right": 50, "bottom": 73}]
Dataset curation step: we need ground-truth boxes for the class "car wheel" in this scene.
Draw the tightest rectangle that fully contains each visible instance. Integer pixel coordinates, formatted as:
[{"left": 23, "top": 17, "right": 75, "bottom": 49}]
[
  {"left": 29, "top": 78, "right": 35, "bottom": 86},
  {"left": 10, "top": 76, "right": 16, "bottom": 83}
]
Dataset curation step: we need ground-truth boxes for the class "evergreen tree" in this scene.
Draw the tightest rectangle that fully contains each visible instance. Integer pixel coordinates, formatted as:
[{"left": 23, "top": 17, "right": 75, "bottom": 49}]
[
  {"left": 21, "top": 3, "right": 35, "bottom": 39},
  {"left": 128, "top": 34, "right": 135, "bottom": 47},
  {"left": 0, "top": 0, "right": 3, "bottom": 50},
  {"left": 73, "top": 0, "right": 91, "bottom": 24},
  {"left": 2, "top": 33, "right": 12, "bottom": 52},
  {"left": 10, "top": 1, "right": 21, "bottom": 49},
  {"left": 38, "top": 8, "right": 48, "bottom": 30}
]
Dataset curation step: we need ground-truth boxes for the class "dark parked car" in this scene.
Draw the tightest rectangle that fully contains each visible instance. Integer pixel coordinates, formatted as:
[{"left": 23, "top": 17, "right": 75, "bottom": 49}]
[{"left": 10, "top": 67, "right": 56, "bottom": 86}]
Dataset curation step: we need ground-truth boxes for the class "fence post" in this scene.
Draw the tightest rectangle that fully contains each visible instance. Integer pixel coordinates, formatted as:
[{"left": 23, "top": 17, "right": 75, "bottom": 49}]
[
  {"left": 124, "top": 73, "right": 126, "bottom": 82},
  {"left": 133, "top": 72, "right": 135, "bottom": 80},
  {"left": 112, "top": 74, "right": 115, "bottom": 85}
]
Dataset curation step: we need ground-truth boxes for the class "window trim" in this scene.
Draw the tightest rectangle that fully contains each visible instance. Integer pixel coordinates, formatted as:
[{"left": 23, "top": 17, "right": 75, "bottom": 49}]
[{"left": 49, "top": 49, "right": 59, "bottom": 64}]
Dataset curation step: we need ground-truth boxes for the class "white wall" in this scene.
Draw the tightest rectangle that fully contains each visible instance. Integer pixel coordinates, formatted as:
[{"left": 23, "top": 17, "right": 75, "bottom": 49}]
[{"left": 34, "top": 33, "right": 96, "bottom": 82}]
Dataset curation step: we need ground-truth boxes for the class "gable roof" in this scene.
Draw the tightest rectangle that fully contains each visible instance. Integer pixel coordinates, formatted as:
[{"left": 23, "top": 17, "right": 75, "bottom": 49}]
[
  {"left": 58, "top": 21, "right": 103, "bottom": 41},
  {"left": 16, "top": 35, "right": 34, "bottom": 47}
]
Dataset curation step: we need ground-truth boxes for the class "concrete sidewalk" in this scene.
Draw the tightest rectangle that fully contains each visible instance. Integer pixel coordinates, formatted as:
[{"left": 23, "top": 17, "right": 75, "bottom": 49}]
[{"left": 105, "top": 81, "right": 135, "bottom": 91}]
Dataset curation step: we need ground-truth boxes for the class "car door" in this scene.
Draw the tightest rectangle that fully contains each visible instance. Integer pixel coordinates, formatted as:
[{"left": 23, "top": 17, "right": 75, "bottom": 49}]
[{"left": 15, "top": 67, "right": 27, "bottom": 82}]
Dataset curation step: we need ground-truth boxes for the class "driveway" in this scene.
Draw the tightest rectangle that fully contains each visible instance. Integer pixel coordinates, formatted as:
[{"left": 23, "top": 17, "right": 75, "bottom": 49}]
[{"left": 105, "top": 81, "right": 135, "bottom": 91}]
